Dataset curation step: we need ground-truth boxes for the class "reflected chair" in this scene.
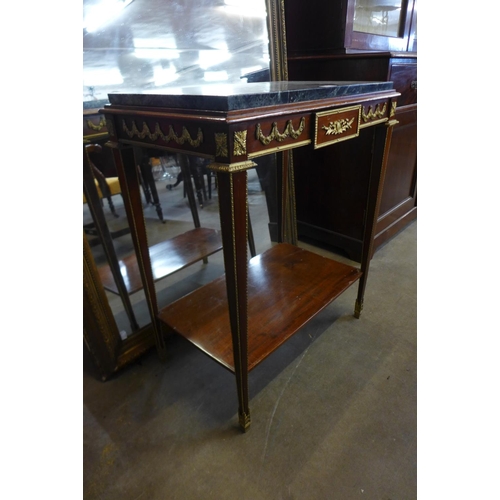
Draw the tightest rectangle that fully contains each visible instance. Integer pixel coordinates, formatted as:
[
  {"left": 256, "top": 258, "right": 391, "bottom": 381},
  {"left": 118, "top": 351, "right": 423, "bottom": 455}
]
[{"left": 83, "top": 143, "right": 122, "bottom": 217}]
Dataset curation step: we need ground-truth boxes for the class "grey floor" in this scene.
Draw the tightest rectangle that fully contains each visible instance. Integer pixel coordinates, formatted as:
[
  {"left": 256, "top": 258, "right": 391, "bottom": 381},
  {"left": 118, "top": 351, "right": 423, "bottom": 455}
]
[{"left": 83, "top": 164, "right": 417, "bottom": 499}]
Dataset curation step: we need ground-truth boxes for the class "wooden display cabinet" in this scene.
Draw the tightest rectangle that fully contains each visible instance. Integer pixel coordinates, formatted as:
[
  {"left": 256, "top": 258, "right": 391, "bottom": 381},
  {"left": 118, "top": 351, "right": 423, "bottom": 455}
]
[
  {"left": 84, "top": 105, "right": 155, "bottom": 381},
  {"left": 283, "top": 0, "right": 417, "bottom": 261},
  {"left": 285, "top": 0, "right": 417, "bottom": 55}
]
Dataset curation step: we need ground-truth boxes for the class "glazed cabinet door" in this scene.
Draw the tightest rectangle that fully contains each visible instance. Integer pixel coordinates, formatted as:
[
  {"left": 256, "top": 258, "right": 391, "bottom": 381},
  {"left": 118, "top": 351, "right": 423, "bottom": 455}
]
[{"left": 284, "top": 0, "right": 417, "bottom": 54}]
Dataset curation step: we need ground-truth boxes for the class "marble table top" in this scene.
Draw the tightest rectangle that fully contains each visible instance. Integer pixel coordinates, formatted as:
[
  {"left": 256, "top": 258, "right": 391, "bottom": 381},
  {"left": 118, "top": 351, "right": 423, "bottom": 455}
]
[{"left": 106, "top": 81, "right": 394, "bottom": 112}]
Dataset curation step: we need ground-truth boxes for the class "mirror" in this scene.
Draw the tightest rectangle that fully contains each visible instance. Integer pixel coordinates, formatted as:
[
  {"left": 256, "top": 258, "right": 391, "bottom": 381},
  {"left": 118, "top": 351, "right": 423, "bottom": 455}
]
[
  {"left": 83, "top": 0, "right": 287, "bottom": 378},
  {"left": 83, "top": 0, "right": 271, "bottom": 103}
]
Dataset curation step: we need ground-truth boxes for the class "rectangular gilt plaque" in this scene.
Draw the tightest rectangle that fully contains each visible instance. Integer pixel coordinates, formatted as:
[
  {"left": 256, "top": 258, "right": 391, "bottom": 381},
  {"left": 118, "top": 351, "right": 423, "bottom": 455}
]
[{"left": 314, "top": 105, "right": 361, "bottom": 149}]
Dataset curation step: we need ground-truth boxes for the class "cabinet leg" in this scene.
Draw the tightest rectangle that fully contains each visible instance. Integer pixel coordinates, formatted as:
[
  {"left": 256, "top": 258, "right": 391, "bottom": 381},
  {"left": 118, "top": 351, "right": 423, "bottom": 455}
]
[{"left": 84, "top": 144, "right": 139, "bottom": 332}]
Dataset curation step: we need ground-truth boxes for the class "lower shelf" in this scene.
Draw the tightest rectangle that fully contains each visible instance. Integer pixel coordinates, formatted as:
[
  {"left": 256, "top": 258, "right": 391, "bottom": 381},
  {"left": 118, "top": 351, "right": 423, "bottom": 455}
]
[
  {"left": 158, "top": 243, "right": 362, "bottom": 372},
  {"left": 98, "top": 227, "right": 223, "bottom": 295}
]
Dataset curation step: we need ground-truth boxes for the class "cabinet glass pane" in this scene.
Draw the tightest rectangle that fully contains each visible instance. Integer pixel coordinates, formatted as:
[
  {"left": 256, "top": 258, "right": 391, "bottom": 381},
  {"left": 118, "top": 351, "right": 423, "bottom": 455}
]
[{"left": 353, "top": 0, "right": 404, "bottom": 38}]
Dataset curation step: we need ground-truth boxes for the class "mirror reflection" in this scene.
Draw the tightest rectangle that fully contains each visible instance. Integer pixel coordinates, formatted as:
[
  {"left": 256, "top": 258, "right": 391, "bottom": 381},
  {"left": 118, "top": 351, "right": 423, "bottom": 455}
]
[
  {"left": 83, "top": 0, "right": 274, "bottom": 344},
  {"left": 353, "top": 0, "right": 404, "bottom": 38},
  {"left": 83, "top": 0, "right": 270, "bottom": 102}
]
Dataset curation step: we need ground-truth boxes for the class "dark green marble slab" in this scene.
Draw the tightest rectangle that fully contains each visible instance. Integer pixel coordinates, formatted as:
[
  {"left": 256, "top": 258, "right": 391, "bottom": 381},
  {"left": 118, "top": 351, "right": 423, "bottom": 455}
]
[{"left": 106, "top": 81, "right": 393, "bottom": 112}]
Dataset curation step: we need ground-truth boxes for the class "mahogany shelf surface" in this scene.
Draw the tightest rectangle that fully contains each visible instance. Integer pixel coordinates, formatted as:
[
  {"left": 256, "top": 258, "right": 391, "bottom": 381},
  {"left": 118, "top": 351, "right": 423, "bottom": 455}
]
[
  {"left": 98, "top": 227, "right": 223, "bottom": 295},
  {"left": 158, "top": 243, "right": 362, "bottom": 372}
]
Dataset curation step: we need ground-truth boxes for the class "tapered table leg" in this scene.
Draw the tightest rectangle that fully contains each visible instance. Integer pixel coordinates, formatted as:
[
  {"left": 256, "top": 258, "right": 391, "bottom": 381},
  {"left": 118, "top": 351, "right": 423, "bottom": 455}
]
[
  {"left": 276, "top": 150, "right": 298, "bottom": 245},
  {"left": 111, "top": 143, "right": 167, "bottom": 360},
  {"left": 214, "top": 166, "right": 252, "bottom": 432},
  {"left": 138, "top": 153, "right": 165, "bottom": 223},
  {"left": 355, "top": 119, "right": 398, "bottom": 318},
  {"left": 177, "top": 154, "right": 201, "bottom": 229},
  {"left": 247, "top": 209, "right": 256, "bottom": 258}
]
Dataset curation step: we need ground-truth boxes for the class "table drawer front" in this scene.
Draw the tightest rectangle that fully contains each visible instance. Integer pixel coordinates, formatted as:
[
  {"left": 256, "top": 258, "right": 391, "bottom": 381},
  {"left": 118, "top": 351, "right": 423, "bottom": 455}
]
[
  {"left": 389, "top": 63, "right": 417, "bottom": 106},
  {"left": 314, "top": 105, "right": 361, "bottom": 149}
]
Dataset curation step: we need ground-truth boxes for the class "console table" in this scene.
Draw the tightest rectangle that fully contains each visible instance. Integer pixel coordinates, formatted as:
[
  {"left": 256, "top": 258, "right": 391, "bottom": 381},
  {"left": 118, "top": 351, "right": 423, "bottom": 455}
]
[{"left": 100, "top": 81, "right": 399, "bottom": 431}]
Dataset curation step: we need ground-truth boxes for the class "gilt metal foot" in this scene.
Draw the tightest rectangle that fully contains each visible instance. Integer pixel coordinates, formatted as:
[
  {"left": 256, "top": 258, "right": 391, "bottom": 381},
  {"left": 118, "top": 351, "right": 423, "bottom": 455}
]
[
  {"left": 354, "top": 299, "right": 363, "bottom": 319},
  {"left": 238, "top": 410, "right": 251, "bottom": 433}
]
